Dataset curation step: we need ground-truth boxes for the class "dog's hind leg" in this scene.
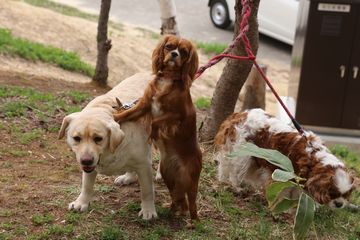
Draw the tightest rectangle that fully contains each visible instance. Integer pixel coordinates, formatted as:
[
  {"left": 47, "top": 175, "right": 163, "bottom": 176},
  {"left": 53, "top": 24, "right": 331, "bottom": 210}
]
[
  {"left": 69, "top": 171, "right": 97, "bottom": 212},
  {"left": 114, "top": 172, "right": 137, "bottom": 186},
  {"left": 187, "top": 179, "right": 199, "bottom": 221},
  {"left": 170, "top": 185, "right": 188, "bottom": 215}
]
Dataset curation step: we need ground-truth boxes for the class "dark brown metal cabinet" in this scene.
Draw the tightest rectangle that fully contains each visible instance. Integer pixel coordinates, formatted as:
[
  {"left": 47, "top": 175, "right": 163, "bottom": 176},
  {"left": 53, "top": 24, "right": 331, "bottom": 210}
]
[
  {"left": 295, "top": 0, "right": 360, "bottom": 130},
  {"left": 341, "top": 13, "right": 360, "bottom": 129}
]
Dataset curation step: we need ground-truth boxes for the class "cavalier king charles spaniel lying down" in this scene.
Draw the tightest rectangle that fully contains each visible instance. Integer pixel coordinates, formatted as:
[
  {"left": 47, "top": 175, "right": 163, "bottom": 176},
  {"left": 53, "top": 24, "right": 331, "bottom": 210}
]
[{"left": 215, "top": 108, "right": 355, "bottom": 208}]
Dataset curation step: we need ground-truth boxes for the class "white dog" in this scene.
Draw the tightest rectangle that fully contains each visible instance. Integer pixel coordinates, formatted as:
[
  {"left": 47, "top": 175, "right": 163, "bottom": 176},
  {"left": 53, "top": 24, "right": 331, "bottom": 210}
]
[{"left": 58, "top": 72, "right": 157, "bottom": 220}]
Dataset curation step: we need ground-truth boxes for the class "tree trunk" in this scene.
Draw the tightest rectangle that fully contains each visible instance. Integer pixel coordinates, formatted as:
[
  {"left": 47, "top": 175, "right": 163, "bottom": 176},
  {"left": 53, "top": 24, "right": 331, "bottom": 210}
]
[
  {"left": 199, "top": 0, "right": 260, "bottom": 142},
  {"left": 93, "top": 0, "right": 112, "bottom": 87},
  {"left": 158, "top": 0, "right": 179, "bottom": 36},
  {"left": 241, "top": 65, "right": 267, "bottom": 111}
]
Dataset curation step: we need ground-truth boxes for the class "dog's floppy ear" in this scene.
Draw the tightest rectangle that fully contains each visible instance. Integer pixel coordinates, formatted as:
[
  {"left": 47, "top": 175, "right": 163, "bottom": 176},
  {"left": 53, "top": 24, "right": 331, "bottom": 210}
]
[
  {"left": 58, "top": 112, "right": 79, "bottom": 139},
  {"left": 107, "top": 121, "right": 125, "bottom": 153},
  {"left": 306, "top": 175, "right": 332, "bottom": 204},
  {"left": 152, "top": 35, "right": 171, "bottom": 74},
  {"left": 181, "top": 42, "right": 199, "bottom": 89},
  {"left": 352, "top": 176, "right": 359, "bottom": 190}
]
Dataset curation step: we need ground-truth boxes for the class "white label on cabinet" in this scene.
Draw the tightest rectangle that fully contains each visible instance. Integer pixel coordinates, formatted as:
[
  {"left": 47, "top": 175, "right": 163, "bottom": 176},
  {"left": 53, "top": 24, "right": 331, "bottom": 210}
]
[{"left": 318, "top": 3, "right": 351, "bottom": 13}]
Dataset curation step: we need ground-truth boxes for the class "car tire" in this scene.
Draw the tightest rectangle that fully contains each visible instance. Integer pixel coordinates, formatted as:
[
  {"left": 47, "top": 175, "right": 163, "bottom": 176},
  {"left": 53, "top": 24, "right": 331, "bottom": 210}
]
[{"left": 209, "top": 0, "right": 231, "bottom": 29}]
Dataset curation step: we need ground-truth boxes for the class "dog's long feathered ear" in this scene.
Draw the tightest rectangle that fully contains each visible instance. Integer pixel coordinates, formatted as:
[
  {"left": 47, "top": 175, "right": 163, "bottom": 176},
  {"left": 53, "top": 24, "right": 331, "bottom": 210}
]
[
  {"left": 152, "top": 35, "right": 171, "bottom": 74},
  {"left": 107, "top": 121, "right": 125, "bottom": 153},
  {"left": 58, "top": 113, "right": 79, "bottom": 139},
  {"left": 181, "top": 42, "right": 199, "bottom": 89},
  {"left": 306, "top": 175, "right": 332, "bottom": 204}
]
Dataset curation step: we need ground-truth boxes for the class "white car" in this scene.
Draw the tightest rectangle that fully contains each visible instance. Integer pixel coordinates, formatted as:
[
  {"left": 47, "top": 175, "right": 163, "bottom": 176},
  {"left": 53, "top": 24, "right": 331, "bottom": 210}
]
[{"left": 208, "top": 0, "right": 299, "bottom": 45}]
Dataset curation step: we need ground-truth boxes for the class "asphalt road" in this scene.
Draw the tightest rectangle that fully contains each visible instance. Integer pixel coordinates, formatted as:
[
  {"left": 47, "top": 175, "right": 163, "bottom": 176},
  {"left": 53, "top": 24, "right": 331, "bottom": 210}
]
[{"left": 54, "top": 0, "right": 292, "bottom": 66}]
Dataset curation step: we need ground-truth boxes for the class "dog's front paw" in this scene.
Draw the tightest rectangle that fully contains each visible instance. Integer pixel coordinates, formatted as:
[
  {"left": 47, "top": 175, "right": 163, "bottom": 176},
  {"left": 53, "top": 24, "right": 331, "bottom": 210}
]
[
  {"left": 68, "top": 199, "right": 90, "bottom": 212},
  {"left": 138, "top": 206, "right": 158, "bottom": 220},
  {"left": 114, "top": 172, "right": 137, "bottom": 186}
]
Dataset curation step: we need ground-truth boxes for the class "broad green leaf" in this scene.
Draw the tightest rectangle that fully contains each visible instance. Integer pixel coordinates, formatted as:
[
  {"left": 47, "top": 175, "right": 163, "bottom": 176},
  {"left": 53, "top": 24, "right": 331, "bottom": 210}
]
[
  {"left": 266, "top": 181, "right": 298, "bottom": 205},
  {"left": 293, "top": 193, "right": 315, "bottom": 240},
  {"left": 229, "top": 142, "right": 294, "bottom": 172},
  {"left": 272, "top": 169, "right": 297, "bottom": 182},
  {"left": 271, "top": 198, "right": 298, "bottom": 214}
]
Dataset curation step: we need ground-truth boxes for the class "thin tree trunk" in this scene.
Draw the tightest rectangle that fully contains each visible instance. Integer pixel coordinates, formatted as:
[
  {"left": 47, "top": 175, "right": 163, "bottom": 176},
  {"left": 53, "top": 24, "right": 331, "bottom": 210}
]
[
  {"left": 158, "top": 0, "right": 179, "bottom": 36},
  {"left": 199, "top": 0, "right": 260, "bottom": 142},
  {"left": 93, "top": 0, "right": 112, "bottom": 86},
  {"left": 241, "top": 65, "right": 266, "bottom": 111}
]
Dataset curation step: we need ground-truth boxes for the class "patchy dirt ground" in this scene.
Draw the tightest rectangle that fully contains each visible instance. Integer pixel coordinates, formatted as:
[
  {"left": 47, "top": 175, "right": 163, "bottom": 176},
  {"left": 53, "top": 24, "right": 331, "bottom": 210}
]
[
  {"left": 0, "top": 70, "right": 359, "bottom": 240},
  {"left": 0, "top": 74, "right": 288, "bottom": 239}
]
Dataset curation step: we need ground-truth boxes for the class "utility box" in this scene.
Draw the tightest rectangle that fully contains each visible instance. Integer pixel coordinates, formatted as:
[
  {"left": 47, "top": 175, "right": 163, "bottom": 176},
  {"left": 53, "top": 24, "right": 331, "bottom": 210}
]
[{"left": 289, "top": 0, "right": 360, "bottom": 135}]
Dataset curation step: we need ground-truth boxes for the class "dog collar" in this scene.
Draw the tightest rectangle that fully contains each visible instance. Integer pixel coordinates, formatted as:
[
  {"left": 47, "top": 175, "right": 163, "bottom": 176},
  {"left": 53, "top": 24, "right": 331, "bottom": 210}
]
[{"left": 112, "top": 99, "right": 139, "bottom": 111}]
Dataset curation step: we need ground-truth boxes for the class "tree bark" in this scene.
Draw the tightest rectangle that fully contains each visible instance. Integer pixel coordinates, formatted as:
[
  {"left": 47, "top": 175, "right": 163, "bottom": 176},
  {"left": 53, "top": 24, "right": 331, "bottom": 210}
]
[
  {"left": 241, "top": 65, "right": 267, "bottom": 111},
  {"left": 158, "top": 0, "right": 179, "bottom": 36},
  {"left": 199, "top": 0, "right": 260, "bottom": 142},
  {"left": 93, "top": 0, "right": 112, "bottom": 87}
]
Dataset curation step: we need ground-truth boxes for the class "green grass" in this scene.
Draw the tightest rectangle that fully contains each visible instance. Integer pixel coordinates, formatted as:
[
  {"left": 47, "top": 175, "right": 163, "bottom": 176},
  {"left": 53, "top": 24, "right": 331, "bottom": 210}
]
[
  {"left": 67, "top": 91, "right": 91, "bottom": 104},
  {"left": 0, "top": 86, "right": 91, "bottom": 118},
  {"left": 142, "top": 225, "right": 170, "bottom": 240},
  {"left": 19, "top": 129, "right": 43, "bottom": 144},
  {"left": 0, "top": 162, "right": 13, "bottom": 169},
  {"left": 0, "top": 28, "right": 94, "bottom": 77},
  {"left": 95, "top": 184, "right": 114, "bottom": 193},
  {"left": 0, "top": 85, "right": 92, "bottom": 146},
  {"left": 31, "top": 213, "right": 54, "bottom": 226},
  {"left": 0, "top": 210, "right": 14, "bottom": 217},
  {"left": 62, "top": 185, "right": 80, "bottom": 195},
  {"left": 194, "top": 97, "right": 211, "bottom": 110},
  {"left": 2, "top": 102, "right": 27, "bottom": 117},
  {"left": 197, "top": 42, "right": 227, "bottom": 55},
  {"left": 22, "top": 0, "right": 98, "bottom": 21},
  {"left": 100, "top": 225, "right": 128, "bottom": 240},
  {"left": 27, "top": 224, "right": 75, "bottom": 240},
  {"left": 64, "top": 212, "right": 82, "bottom": 224},
  {"left": 0, "top": 232, "right": 12, "bottom": 240},
  {"left": 331, "top": 144, "right": 360, "bottom": 174},
  {"left": 123, "top": 202, "right": 141, "bottom": 213},
  {"left": 22, "top": 0, "right": 124, "bottom": 31},
  {"left": 8, "top": 149, "right": 27, "bottom": 157},
  {"left": 314, "top": 206, "right": 360, "bottom": 239},
  {"left": 0, "top": 222, "right": 14, "bottom": 231},
  {"left": 135, "top": 27, "right": 160, "bottom": 40},
  {"left": 47, "top": 224, "right": 74, "bottom": 235}
]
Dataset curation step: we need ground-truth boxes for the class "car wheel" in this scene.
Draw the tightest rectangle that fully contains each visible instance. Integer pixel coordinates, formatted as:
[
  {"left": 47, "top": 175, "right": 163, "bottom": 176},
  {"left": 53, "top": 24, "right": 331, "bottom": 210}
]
[{"left": 209, "top": 0, "right": 231, "bottom": 29}]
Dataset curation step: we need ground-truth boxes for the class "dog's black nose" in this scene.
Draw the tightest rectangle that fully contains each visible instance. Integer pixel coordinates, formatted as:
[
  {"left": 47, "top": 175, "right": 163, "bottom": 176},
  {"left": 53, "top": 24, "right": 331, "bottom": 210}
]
[
  {"left": 171, "top": 51, "right": 178, "bottom": 58},
  {"left": 81, "top": 158, "right": 94, "bottom": 166},
  {"left": 334, "top": 201, "right": 343, "bottom": 208}
]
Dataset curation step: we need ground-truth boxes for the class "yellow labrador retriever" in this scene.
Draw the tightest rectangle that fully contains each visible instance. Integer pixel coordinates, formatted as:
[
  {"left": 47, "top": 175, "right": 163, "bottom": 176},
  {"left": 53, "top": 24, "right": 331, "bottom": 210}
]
[{"left": 58, "top": 72, "right": 157, "bottom": 220}]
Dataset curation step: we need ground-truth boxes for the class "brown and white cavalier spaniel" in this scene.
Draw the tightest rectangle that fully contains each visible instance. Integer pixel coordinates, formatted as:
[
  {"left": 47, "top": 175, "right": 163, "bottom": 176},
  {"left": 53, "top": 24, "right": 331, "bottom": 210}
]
[
  {"left": 113, "top": 35, "right": 202, "bottom": 222},
  {"left": 215, "top": 108, "right": 354, "bottom": 208}
]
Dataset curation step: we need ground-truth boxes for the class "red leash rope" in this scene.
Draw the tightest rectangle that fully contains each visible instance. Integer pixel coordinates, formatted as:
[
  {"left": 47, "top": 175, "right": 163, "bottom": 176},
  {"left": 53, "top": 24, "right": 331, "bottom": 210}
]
[{"left": 195, "top": 0, "right": 305, "bottom": 135}]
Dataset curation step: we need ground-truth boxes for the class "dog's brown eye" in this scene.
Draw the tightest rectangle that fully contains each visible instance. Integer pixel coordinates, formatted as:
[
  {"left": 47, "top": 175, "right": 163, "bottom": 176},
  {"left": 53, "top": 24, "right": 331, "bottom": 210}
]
[
  {"left": 73, "top": 136, "right": 81, "bottom": 142},
  {"left": 165, "top": 44, "right": 173, "bottom": 50},
  {"left": 94, "top": 136, "right": 103, "bottom": 143}
]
